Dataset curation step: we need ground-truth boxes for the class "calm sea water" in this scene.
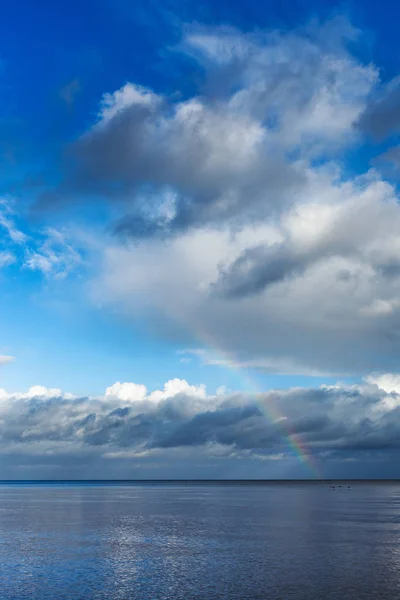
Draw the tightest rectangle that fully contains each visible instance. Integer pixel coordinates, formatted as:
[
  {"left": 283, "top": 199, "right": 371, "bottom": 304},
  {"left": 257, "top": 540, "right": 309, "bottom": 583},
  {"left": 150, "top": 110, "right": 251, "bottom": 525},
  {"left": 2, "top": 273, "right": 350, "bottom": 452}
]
[{"left": 0, "top": 482, "right": 399, "bottom": 599}]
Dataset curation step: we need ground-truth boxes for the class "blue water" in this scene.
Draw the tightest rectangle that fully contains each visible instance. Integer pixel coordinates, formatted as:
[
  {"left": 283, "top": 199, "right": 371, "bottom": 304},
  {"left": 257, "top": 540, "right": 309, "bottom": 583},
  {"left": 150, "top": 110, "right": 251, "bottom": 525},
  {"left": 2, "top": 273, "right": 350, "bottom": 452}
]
[{"left": 0, "top": 482, "right": 399, "bottom": 599}]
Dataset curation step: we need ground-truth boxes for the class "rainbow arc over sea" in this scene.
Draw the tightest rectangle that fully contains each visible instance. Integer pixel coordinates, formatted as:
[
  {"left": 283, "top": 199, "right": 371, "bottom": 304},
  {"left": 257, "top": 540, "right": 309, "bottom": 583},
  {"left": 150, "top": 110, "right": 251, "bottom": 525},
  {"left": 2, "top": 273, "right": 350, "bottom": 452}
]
[{"left": 191, "top": 328, "right": 321, "bottom": 478}]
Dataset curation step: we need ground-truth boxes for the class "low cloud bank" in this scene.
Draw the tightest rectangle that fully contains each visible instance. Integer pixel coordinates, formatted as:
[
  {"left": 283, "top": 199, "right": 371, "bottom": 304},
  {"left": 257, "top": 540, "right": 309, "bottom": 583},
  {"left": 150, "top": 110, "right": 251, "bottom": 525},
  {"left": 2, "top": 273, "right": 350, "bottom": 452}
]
[{"left": 0, "top": 377, "right": 399, "bottom": 470}]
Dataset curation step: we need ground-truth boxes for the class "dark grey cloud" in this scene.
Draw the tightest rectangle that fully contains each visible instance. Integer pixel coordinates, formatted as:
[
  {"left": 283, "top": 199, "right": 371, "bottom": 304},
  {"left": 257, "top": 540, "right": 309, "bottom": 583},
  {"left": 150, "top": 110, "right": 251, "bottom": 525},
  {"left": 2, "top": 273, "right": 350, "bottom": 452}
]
[
  {"left": 357, "top": 76, "right": 400, "bottom": 140},
  {"left": 213, "top": 243, "right": 306, "bottom": 298},
  {"left": 1, "top": 383, "right": 400, "bottom": 466},
  {"left": 58, "top": 93, "right": 303, "bottom": 236}
]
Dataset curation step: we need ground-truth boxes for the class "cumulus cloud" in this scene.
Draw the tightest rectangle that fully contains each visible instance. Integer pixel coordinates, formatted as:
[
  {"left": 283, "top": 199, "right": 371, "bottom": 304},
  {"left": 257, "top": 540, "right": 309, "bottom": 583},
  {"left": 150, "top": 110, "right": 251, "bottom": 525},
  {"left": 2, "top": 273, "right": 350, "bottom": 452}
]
[
  {"left": 213, "top": 172, "right": 400, "bottom": 298},
  {"left": 105, "top": 381, "right": 148, "bottom": 402},
  {"left": 15, "top": 16, "right": 400, "bottom": 378},
  {"left": 47, "top": 17, "right": 375, "bottom": 240},
  {"left": 93, "top": 168, "right": 400, "bottom": 374},
  {"left": 67, "top": 83, "right": 299, "bottom": 235},
  {"left": 55, "top": 17, "right": 397, "bottom": 377},
  {"left": 1, "top": 377, "right": 400, "bottom": 478},
  {"left": 365, "top": 373, "right": 400, "bottom": 394}
]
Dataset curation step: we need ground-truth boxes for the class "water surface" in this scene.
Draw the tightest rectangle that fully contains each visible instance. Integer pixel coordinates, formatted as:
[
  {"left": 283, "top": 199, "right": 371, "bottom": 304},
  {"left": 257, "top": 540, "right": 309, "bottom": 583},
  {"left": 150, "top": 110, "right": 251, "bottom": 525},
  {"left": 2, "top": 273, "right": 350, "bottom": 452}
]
[{"left": 0, "top": 481, "right": 399, "bottom": 599}]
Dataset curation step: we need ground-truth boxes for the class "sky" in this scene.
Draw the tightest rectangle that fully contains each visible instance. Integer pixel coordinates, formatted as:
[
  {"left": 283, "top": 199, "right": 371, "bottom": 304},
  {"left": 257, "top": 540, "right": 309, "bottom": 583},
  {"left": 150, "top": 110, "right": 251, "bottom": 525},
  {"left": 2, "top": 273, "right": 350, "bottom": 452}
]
[{"left": 2, "top": 0, "right": 400, "bottom": 478}]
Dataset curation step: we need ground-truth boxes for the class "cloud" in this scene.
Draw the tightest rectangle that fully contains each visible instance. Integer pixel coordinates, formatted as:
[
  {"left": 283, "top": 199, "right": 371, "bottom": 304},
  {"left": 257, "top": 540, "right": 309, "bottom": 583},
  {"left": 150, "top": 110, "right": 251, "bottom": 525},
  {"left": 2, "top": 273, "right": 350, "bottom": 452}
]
[
  {"left": 93, "top": 168, "right": 400, "bottom": 375},
  {"left": 212, "top": 171, "right": 400, "bottom": 299},
  {"left": 0, "top": 355, "right": 14, "bottom": 365},
  {"left": 1, "top": 376, "right": 400, "bottom": 477},
  {"left": 365, "top": 373, "right": 400, "bottom": 394},
  {"left": 357, "top": 75, "right": 400, "bottom": 140},
  {"left": 15, "top": 17, "right": 400, "bottom": 378},
  {"left": 59, "top": 78, "right": 81, "bottom": 106},
  {"left": 105, "top": 381, "right": 148, "bottom": 402},
  {"left": 0, "top": 199, "right": 83, "bottom": 279},
  {"left": 148, "top": 378, "right": 206, "bottom": 402},
  {"left": 23, "top": 227, "right": 82, "bottom": 279},
  {"left": 213, "top": 243, "right": 305, "bottom": 299},
  {"left": 0, "top": 251, "right": 15, "bottom": 268},
  {"left": 49, "top": 17, "right": 397, "bottom": 377},
  {"left": 374, "top": 145, "right": 400, "bottom": 173},
  {"left": 0, "top": 198, "right": 28, "bottom": 245},
  {"left": 67, "top": 83, "right": 297, "bottom": 235},
  {"left": 46, "top": 18, "right": 375, "bottom": 240}
]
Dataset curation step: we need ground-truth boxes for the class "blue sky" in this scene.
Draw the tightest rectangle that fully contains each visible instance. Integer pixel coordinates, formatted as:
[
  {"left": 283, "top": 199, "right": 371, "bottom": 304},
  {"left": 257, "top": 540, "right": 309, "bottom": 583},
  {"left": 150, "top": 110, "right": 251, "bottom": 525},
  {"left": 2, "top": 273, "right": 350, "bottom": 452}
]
[{"left": 2, "top": 0, "right": 400, "bottom": 477}]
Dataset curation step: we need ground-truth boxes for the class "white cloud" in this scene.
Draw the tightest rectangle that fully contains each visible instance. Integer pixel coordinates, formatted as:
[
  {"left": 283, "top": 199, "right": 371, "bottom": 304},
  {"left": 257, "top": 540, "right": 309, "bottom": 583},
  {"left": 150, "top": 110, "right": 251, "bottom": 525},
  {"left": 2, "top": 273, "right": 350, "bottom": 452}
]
[
  {"left": 0, "top": 197, "right": 28, "bottom": 245},
  {"left": 0, "top": 355, "right": 14, "bottom": 366},
  {"left": 0, "top": 199, "right": 83, "bottom": 280},
  {"left": 366, "top": 373, "right": 400, "bottom": 394},
  {"left": 98, "top": 83, "right": 161, "bottom": 123},
  {"left": 0, "top": 385, "right": 73, "bottom": 401},
  {"left": 0, "top": 251, "right": 15, "bottom": 268},
  {"left": 24, "top": 227, "right": 82, "bottom": 279},
  {"left": 149, "top": 378, "right": 206, "bottom": 402},
  {"left": 105, "top": 381, "right": 148, "bottom": 403},
  {"left": 184, "top": 19, "right": 376, "bottom": 150}
]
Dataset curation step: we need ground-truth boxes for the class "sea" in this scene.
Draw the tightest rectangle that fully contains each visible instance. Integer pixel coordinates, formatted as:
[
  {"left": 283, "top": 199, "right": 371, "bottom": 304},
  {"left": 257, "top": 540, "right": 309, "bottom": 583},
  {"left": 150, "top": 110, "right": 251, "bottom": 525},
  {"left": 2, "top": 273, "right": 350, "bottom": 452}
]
[{"left": 0, "top": 481, "right": 399, "bottom": 599}]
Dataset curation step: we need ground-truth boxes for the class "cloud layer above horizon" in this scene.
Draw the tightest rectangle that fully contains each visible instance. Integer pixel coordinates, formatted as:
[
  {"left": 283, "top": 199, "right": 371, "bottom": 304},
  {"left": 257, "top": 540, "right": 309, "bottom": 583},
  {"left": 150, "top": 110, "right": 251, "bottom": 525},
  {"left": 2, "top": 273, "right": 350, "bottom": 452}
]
[{"left": 1, "top": 374, "right": 400, "bottom": 478}]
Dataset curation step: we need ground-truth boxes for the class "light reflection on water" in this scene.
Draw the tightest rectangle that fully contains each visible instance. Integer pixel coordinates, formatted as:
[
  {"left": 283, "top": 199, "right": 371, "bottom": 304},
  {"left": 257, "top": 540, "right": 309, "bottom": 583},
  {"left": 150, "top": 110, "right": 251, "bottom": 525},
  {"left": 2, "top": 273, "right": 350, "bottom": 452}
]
[{"left": 0, "top": 483, "right": 400, "bottom": 599}]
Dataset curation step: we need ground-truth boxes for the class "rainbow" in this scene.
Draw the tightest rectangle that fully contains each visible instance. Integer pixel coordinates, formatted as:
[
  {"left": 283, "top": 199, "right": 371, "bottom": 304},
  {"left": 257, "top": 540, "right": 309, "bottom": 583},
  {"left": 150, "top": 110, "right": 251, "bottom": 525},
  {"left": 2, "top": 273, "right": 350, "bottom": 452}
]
[{"left": 188, "top": 328, "right": 321, "bottom": 478}]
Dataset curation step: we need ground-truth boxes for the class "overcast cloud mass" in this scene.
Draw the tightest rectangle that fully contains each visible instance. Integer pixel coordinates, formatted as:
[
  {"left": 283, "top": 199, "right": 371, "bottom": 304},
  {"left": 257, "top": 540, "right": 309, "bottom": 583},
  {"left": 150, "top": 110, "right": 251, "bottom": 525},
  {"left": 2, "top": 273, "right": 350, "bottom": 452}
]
[
  {"left": 82, "top": 19, "right": 400, "bottom": 377},
  {"left": 3, "top": 8, "right": 400, "bottom": 478},
  {"left": 1, "top": 375, "right": 400, "bottom": 479}
]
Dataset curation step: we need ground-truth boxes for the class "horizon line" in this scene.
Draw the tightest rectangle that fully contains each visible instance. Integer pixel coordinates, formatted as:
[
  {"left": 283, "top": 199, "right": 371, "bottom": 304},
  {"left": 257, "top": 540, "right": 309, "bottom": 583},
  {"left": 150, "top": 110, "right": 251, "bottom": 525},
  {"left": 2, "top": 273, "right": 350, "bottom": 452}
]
[{"left": 0, "top": 479, "right": 399, "bottom": 483}]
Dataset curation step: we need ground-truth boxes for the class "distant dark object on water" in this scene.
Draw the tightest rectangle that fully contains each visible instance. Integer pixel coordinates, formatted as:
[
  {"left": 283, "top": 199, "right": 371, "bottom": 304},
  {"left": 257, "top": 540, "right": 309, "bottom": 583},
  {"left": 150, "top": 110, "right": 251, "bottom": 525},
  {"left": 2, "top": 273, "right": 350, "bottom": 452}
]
[{"left": 329, "top": 484, "right": 351, "bottom": 490}]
